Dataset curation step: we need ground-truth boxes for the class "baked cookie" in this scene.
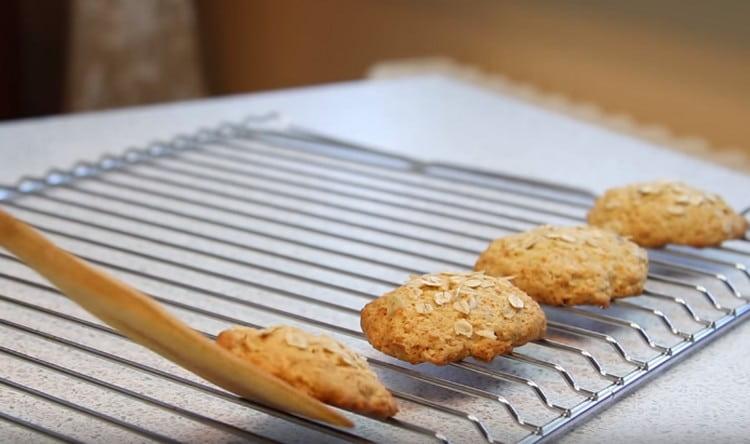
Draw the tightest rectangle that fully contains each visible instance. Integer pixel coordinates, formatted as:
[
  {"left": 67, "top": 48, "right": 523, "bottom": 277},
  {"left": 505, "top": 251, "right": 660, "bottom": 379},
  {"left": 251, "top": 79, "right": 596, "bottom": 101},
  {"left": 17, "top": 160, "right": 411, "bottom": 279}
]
[
  {"left": 588, "top": 180, "right": 748, "bottom": 247},
  {"left": 360, "top": 272, "right": 546, "bottom": 365},
  {"left": 475, "top": 225, "right": 648, "bottom": 306},
  {"left": 216, "top": 325, "right": 398, "bottom": 418}
]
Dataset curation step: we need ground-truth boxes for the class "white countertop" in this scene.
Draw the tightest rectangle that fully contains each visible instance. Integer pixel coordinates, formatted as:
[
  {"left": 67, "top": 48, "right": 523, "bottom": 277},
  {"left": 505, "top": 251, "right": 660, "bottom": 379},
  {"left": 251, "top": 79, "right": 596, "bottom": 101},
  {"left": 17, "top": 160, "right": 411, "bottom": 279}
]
[{"left": 1, "top": 75, "right": 748, "bottom": 442}]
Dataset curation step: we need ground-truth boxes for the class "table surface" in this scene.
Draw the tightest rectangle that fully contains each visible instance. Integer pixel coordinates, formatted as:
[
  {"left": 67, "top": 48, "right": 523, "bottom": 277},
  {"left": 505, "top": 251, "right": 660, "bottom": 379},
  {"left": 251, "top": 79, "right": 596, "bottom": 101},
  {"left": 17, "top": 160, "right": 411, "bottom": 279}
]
[{"left": 1, "top": 75, "right": 748, "bottom": 442}]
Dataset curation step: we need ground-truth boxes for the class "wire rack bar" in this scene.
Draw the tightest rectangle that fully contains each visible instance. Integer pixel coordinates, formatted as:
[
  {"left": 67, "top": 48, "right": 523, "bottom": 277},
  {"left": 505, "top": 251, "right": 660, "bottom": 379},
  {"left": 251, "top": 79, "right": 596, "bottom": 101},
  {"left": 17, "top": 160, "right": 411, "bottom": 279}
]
[
  {"left": 209, "top": 139, "right": 581, "bottom": 220},
  {"left": 0, "top": 410, "right": 86, "bottom": 444},
  {"left": 0, "top": 343, "right": 277, "bottom": 444},
  {"left": 0, "top": 375, "right": 180, "bottom": 444}
]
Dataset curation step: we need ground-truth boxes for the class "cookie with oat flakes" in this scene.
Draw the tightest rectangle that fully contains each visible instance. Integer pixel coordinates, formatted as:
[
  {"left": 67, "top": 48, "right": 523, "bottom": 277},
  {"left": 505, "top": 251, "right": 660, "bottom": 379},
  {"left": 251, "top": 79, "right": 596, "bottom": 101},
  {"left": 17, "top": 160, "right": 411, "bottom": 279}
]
[
  {"left": 475, "top": 225, "right": 648, "bottom": 306},
  {"left": 217, "top": 325, "right": 398, "bottom": 418},
  {"left": 360, "top": 272, "right": 545, "bottom": 365},
  {"left": 588, "top": 180, "right": 748, "bottom": 247}
]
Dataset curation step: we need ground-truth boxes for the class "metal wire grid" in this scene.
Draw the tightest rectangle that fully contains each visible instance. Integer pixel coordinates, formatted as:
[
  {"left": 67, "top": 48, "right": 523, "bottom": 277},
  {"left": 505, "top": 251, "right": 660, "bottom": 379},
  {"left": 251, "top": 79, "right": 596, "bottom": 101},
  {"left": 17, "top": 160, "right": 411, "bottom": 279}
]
[{"left": 1, "top": 121, "right": 749, "bottom": 443}]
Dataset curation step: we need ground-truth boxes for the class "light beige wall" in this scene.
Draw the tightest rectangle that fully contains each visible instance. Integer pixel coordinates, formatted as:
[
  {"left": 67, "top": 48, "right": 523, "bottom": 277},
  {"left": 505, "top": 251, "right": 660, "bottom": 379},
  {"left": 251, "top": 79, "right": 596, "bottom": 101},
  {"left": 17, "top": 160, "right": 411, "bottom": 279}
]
[{"left": 197, "top": 0, "right": 750, "bottom": 152}]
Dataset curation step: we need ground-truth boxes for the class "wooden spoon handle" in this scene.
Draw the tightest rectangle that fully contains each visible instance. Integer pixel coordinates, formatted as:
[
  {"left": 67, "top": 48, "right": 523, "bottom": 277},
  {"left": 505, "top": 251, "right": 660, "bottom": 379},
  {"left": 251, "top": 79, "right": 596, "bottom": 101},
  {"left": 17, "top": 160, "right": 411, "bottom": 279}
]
[{"left": 0, "top": 208, "right": 351, "bottom": 427}]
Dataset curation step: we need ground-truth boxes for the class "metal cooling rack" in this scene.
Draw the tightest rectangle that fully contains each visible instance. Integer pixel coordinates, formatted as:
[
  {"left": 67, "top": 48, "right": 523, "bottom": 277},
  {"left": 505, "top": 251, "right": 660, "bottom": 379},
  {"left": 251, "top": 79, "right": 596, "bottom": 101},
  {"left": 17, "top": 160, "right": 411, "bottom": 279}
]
[{"left": 1, "top": 116, "right": 749, "bottom": 443}]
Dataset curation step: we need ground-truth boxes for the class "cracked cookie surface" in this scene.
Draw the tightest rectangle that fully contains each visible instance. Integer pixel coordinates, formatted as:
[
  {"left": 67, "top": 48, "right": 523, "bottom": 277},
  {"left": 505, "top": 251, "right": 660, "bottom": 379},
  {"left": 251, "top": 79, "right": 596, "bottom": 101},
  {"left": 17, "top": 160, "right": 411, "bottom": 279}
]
[
  {"left": 588, "top": 180, "right": 748, "bottom": 247},
  {"left": 217, "top": 325, "right": 398, "bottom": 417},
  {"left": 360, "top": 272, "right": 546, "bottom": 365},
  {"left": 475, "top": 225, "right": 648, "bottom": 306}
]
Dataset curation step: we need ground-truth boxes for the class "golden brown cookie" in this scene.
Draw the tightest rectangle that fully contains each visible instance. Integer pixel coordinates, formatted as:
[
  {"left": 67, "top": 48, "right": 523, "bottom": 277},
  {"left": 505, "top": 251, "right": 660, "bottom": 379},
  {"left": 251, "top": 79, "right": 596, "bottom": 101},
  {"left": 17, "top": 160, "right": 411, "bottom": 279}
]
[
  {"left": 216, "top": 325, "right": 398, "bottom": 418},
  {"left": 588, "top": 180, "right": 748, "bottom": 247},
  {"left": 475, "top": 225, "right": 648, "bottom": 306},
  {"left": 360, "top": 272, "right": 546, "bottom": 365}
]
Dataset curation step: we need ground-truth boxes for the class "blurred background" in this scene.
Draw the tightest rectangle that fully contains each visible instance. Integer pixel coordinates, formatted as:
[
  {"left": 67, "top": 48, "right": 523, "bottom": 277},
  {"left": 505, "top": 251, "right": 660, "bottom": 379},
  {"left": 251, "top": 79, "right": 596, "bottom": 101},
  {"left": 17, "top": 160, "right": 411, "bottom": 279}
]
[{"left": 1, "top": 0, "right": 749, "bottom": 163}]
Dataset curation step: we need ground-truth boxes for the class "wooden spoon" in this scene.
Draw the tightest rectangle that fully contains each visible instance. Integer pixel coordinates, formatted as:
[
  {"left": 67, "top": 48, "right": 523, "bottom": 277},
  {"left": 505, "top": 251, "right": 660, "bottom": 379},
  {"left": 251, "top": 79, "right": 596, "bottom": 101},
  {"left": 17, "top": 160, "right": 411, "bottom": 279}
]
[{"left": 0, "top": 207, "right": 352, "bottom": 427}]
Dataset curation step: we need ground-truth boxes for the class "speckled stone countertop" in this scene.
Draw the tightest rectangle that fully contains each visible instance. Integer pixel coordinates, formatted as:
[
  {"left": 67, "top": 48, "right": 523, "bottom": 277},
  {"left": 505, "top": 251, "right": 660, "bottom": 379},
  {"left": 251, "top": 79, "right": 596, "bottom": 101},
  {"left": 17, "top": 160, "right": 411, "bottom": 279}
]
[{"left": 1, "top": 75, "right": 748, "bottom": 442}]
